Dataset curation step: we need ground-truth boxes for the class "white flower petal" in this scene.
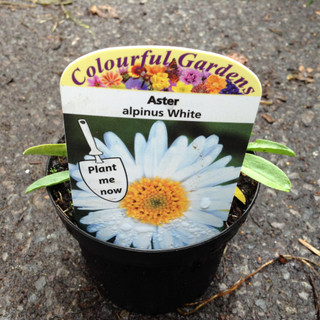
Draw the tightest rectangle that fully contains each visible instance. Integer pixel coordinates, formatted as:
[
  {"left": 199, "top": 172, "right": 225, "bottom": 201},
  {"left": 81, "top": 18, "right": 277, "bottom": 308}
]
[
  {"left": 205, "top": 144, "right": 223, "bottom": 163},
  {"left": 209, "top": 210, "right": 230, "bottom": 221},
  {"left": 114, "top": 230, "right": 134, "bottom": 247},
  {"left": 124, "top": 162, "right": 143, "bottom": 183},
  {"left": 184, "top": 210, "right": 224, "bottom": 228},
  {"left": 143, "top": 138, "right": 158, "bottom": 177},
  {"left": 171, "top": 155, "right": 213, "bottom": 182},
  {"left": 94, "top": 137, "right": 111, "bottom": 157},
  {"left": 200, "top": 199, "right": 231, "bottom": 211},
  {"left": 183, "top": 167, "right": 241, "bottom": 190},
  {"left": 132, "top": 229, "right": 153, "bottom": 249},
  {"left": 104, "top": 131, "right": 136, "bottom": 167},
  {"left": 178, "top": 136, "right": 206, "bottom": 169},
  {"left": 207, "top": 155, "right": 232, "bottom": 169},
  {"left": 143, "top": 121, "right": 168, "bottom": 177},
  {"left": 134, "top": 132, "right": 146, "bottom": 169},
  {"left": 170, "top": 219, "right": 219, "bottom": 246},
  {"left": 172, "top": 234, "right": 186, "bottom": 248},
  {"left": 73, "top": 197, "right": 119, "bottom": 211},
  {"left": 202, "top": 135, "right": 219, "bottom": 156},
  {"left": 69, "top": 163, "right": 82, "bottom": 181},
  {"left": 71, "top": 189, "right": 92, "bottom": 199},
  {"left": 189, "top": 193, "right": 232, "bottom": 212},
  {"left": 134, "top": 224, "right": 155, "bottom": 233},
  {"left": 69, "top": 163, "right": 77, "bottom": 172},
  {"left": 156, "top": 135, "right": 188, "bottom": 177},
  {"left": 84, "top": 155, "right": 94, "bottom": 161},
  {"left": 87, "top": 223, "right": 106, "bottom": 233},
  {"left": 95, "top": 226, "right": 118, "bottom": 242},
  {"left": 80, "top": 209, "right": 123, "bottom": 225},
  {"left": 76, "top": 181, "right": 92, "bottom": 193},
  {"left": 147, "top": 121, "right": 168, "bottom": 153},
  {"left": 153, "top": 226, "right": 175, "bottom": 249},
  {"left": 191, "top": 184, "right": 237, "bottom": 201}
]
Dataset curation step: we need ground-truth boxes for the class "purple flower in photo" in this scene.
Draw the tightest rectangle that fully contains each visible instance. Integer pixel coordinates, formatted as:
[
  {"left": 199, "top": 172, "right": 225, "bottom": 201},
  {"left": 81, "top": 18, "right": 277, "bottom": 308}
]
[
  {"left": 118, "top": 66, "right": 129, "bottom": 75},
  {"left": 201, "top": 70, "right": 211, "bottom": 81},
  {"left": 219, "top": 80, "right": 242, "bottom": 94},
  {"left": 180, "top": 69, "right": 202, "bottom": 86},
  {"left": 166, "top": 80, "right": 176, "bottom": 92},
  {"left": 125, "top": 78, "right": 148, "bottom": 90},
  {"left": 87, "top": 75, "right": 105, "bottom": 88}
]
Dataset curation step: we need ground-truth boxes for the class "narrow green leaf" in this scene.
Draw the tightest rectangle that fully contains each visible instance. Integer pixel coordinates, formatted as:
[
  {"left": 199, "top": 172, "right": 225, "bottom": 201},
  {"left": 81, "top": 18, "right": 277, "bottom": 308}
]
[
  {"left": 23, "top": 144, "right": 67, "bottom": 157},
  {"left": 235, "top": 186, "right": 246, "bottom": 204},
  {"left": 25, "top": 171, "right": 70, "bottom": 193},
  {"left": 247, "top": 139, "right": 296, "bottom": 157},
  {"left": 242, "top": 153, "right": 291, "bottom": 192}
]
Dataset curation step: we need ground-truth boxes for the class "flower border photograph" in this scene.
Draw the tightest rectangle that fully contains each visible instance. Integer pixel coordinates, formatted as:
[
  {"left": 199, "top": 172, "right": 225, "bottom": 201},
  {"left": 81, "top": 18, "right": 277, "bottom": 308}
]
[{"left": 87, "top": 57, "right": 243, "bottom": 95}]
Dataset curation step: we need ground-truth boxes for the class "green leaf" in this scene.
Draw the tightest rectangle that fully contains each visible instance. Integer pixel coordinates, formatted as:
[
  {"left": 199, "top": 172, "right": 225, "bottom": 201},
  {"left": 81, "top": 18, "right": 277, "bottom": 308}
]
[
  {"left": 242, "top": 153, "right": 291, "bottom": 192},
  {"left": 247, "top": 139, "right": 296, "bottom": 157},
  {"left": 23, "top": 144, "right": 67, "bottom": 157},
  {"left": 25, "top": 171, "right": 70, "bottom": 193},
  {"left": 234, "top": 186, "right": 246, "bottom": 204}
]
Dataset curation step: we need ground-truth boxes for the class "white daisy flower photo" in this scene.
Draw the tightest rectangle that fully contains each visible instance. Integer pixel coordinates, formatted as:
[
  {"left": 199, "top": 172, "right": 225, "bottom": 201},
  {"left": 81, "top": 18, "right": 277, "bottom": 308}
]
[{"left": 69, "top": 120, "right": 241, "bottom": 250}]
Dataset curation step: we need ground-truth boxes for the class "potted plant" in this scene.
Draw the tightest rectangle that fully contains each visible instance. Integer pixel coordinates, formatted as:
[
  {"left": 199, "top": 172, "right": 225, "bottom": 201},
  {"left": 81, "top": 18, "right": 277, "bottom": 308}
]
[
  {"left": 23, "top": 137, "right": 295, "bottom": 314},
  {"left": 23, "top": 46, "right": 296, "bottom": 314}
]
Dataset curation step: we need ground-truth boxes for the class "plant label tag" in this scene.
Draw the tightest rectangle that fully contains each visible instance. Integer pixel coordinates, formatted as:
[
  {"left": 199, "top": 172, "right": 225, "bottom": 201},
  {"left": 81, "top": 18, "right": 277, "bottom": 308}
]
[
  {"left": 60, "top": 46, "right": 261, "bottom": 250},
  {"left": 79, "top": 158, "right": 128, "bottom": 202},
  {"left": 77, "top": 118, "right": 128, "bottom": 201}
]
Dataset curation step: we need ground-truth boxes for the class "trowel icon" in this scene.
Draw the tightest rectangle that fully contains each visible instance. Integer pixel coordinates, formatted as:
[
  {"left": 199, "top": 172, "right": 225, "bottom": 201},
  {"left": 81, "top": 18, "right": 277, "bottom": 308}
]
[{"left": 78, "top": 119, "right": 128, "bottom": 202}]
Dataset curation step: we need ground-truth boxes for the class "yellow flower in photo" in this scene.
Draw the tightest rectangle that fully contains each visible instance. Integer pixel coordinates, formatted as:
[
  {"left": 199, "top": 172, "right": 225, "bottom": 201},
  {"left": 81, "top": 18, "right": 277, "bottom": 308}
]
[
  {"left": 171, "top": 81, "right": 193, "bottom": 93},
  {"left": 145, "top": 65, "right": 166, "bottom": 76},
  {"left": 151, "top": 72, "right": 170, "bottom": 91}
]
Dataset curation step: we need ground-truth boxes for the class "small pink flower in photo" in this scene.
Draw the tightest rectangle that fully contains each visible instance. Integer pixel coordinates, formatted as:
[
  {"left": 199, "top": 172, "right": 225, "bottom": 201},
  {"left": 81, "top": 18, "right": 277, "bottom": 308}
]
[{"left": 87, "top": 75, "right": 106, "bottom": 88}]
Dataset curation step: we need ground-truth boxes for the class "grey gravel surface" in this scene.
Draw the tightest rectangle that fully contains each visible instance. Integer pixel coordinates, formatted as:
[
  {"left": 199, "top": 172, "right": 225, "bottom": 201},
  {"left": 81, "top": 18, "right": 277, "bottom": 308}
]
[{"left": 1, "top": 0, "right": 319, "bottom": 319}]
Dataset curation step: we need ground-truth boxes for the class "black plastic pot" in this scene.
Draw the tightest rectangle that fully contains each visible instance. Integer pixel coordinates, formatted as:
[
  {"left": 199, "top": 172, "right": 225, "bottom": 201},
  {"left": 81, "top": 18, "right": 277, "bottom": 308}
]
[{"left": 47, "top": 163, "right": 259, "bottom": 314}]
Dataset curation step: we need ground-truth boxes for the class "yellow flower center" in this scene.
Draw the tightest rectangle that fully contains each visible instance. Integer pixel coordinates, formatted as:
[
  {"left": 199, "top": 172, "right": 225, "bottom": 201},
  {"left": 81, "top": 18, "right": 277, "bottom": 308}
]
[{"left": 120, "top": 177, "right": 189, "bottom": 225}]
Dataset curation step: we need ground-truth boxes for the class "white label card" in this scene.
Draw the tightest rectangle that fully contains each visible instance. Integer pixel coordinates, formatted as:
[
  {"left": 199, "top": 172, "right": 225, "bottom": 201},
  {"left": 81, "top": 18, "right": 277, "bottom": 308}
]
[{"left": 61, "top": 46, "right": 261, "bottom": 250}]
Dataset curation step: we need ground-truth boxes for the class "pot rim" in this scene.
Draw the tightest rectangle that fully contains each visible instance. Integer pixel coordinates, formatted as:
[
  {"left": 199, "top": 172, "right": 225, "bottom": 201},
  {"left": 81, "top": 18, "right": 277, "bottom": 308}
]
[{"left": 47, "top": 158, "right": 260, "bottom": 255}]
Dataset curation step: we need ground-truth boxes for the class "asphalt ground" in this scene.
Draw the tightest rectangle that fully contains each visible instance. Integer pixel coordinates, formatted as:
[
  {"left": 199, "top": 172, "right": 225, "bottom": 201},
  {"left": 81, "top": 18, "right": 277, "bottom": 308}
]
[{"left": 0, "top": 1, "right": 319, "bottom": 319}]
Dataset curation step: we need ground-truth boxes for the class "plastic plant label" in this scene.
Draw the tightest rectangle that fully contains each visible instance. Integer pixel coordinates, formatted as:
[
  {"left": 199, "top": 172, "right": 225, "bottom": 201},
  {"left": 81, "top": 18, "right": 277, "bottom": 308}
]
[
  {"left": 60, "top": 46, "right": 261, "bottom": 250},
  {"left": 77, "top": 118, "right": 128, "bottom": 202}
]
